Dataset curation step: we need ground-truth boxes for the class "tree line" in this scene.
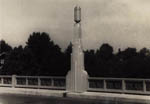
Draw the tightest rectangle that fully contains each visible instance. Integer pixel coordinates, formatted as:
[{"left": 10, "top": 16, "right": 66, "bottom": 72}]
[{"left": 1, "top": 32, "right": 150, "bottom": 78}]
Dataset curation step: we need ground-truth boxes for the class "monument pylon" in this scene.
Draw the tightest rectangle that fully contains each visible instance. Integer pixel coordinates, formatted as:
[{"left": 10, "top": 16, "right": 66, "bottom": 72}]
[{"left": 66, "top": 6, "right": 89, "bottom": 93}]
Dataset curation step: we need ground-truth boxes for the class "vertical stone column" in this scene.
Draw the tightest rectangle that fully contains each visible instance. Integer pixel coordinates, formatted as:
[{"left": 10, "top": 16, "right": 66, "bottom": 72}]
[
  {"left": 66, "top": 6, "right": 89, "bottom": 93},
  {"left": 12, "top": 75, "right": 16, "bottom": 88}
]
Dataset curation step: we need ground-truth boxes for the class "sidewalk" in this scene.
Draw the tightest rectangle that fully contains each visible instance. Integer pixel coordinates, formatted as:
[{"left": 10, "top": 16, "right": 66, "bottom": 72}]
[
  {"left": 0, "top": 87, "right": 66, "bottom": 97},
  {"left": 0, "top": 87, "right": 149, "bottom": 103}
]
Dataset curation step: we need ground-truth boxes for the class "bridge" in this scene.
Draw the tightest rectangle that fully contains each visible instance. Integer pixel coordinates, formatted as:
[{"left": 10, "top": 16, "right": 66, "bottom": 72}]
[
  {"left": 0, "top": 6, "right": 150, "bottom": 104},
  {"left": 0, "top": 75, "right": 150, "bottom": 103},
  {"left": 0, "top": 75, "right": 150, "bottom": 94}
]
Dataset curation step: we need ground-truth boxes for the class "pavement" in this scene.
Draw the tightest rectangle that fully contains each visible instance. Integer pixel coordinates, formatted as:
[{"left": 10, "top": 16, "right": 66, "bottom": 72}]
[{"left": 0, "top": 87, "right": 149, "bottom": 104}]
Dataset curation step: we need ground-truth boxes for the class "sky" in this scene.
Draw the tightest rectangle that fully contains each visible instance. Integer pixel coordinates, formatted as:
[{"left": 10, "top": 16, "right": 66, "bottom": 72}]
[{"left": 1, "top": 0, "right": 150, "bottom": 52}]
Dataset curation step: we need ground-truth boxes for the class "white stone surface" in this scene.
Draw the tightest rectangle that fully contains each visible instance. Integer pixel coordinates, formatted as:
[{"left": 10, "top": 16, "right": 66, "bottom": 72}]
[
  {"left": 67, "top": 92, "right": 150, "bottom": 103},
  {"left": 0, "top": 87, "right": 66, "bottom": 97},
  {"left": 66, "top": 6, "right": 88, "bottom": 93},
  {"left": 0, "top": 87, "right": 150, "bottom": 103}
]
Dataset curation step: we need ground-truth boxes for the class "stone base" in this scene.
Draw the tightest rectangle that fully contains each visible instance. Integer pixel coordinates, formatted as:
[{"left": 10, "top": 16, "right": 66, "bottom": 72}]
[{"left": 66, "top": 70, "right": 88, "bottom": 93}]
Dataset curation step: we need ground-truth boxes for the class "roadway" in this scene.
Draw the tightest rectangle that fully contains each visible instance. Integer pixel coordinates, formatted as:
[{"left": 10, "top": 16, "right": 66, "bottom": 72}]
[{"left": 0, "top": 87, "right": 149, "bottom": 104}]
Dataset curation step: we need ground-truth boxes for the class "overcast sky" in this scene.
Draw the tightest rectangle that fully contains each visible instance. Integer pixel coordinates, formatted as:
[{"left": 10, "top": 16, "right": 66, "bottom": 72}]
[{"left": 1, "top": 0, "right": 150, "bottom": 52}]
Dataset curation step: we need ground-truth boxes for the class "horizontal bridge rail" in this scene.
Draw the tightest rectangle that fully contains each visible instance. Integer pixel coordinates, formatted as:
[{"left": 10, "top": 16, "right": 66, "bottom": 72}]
[
  {"left": 0, "top": 75, "right": 12, "bottom": 87},
  {"left": 0, "top": 75, "right": 150, "bottom": 95},
  {"left": 88, "top": 77, "right": 150, "bottom": 94},
  {"left": 0, "top": 75, "right": 66, "bottom": 90}
]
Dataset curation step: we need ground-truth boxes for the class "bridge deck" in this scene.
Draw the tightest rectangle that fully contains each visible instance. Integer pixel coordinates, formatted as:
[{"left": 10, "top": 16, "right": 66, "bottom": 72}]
[{"left": 0, "top": 87, "right": 149, "bottom": 104}]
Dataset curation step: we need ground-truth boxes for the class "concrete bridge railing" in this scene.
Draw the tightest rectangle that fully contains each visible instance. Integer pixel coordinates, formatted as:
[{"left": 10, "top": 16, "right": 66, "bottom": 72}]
[
  {"left": 0, "top": 75, "right": 65, "bottom": 90},
  {"left": 88, "top": 77, "right": 150, "bottom": 94},
  {"left": 0, "top": 75, "right": 150, "bottom": 94}
]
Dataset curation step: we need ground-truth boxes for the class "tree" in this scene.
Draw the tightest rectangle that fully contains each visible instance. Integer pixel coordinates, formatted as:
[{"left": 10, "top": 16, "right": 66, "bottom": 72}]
[
  {"left": 64, "top": 42, "right": 72, "bottom": 72},
  {"left": 96, "top": 43, "right": 113, "bottom": 60},
  {"left": 0, "top": 40, "right": 12, "bottom": 71},
  {"left": 2, "top": 45, "right": 25, "bottom": 75},
  {"left": 84, "top": 49, "right": 96, "bottom": 76},
  {"left": 94, "top": 43, "right": 114, "bottom": 77},
  {"left": 26, "top": 32, "right": 63, "bottom": 76},
  {"left": 139, "top": 48, "right": 150, "bottom": 57},
  {"left": 2, "top": 32, "right": 65, "bottom": 76},
  {"left": 64, "top": 42, "right": 72, "bottom": 56},
  {"left": 0, "top": 40, "right": 12, "bottom": 53},
  {"left": 120, "top": 48, "right": 137, "bottom": 60}
]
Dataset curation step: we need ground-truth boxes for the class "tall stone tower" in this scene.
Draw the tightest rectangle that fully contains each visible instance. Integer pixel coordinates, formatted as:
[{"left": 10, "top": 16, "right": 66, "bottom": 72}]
[{"left": 66, "top": 6, "right": 89, "bottom": 93}]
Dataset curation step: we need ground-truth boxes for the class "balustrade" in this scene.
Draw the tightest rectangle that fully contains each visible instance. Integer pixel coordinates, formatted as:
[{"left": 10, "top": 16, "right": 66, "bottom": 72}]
[
  {"left": 88, "top": 77, "right": 150, "bottom": 94},
  {"left": 0, "top": 75, "right": 66, "bottom": 89},
  {"left": 0, "top": 75, "right": 150, "bottom": 94}
]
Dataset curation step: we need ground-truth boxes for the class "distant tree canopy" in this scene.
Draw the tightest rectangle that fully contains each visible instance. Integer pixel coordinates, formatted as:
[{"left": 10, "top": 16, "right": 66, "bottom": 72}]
[
  {"left": 0, "top": 40, "right": 12, "bottom": 53},
  {"left": 0, "top": 40, "right": 12, "bottom": 69},
  {"left": 97, "top": 43, "right": 113, "bottom": 60},
  {"left": 64, "top": 42, "right": 72, "bottom": 71},
  {"left": 1, "top": 32, "right": 68, "bottom": 76},
  {"left": 85, "top": 46, "right": 150, "bottom": 78},
  {"left": 25, "top": 32, "right": 64, "bottom": 76},
  {"left": 1, "top": 32, "right": 150, "bottom": 78}
]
